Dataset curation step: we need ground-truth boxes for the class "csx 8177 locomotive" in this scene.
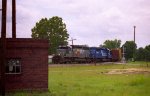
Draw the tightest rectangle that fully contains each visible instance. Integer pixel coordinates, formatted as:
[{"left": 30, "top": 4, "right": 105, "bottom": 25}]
[{"left": 52, "top": 45, "right": 113, "bottom": 64}]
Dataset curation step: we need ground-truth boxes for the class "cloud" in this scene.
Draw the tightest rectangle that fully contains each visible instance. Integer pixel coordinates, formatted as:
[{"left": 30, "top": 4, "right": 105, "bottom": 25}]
[{"left": 1, "top": 0, "right": 150, "bottom": 48}]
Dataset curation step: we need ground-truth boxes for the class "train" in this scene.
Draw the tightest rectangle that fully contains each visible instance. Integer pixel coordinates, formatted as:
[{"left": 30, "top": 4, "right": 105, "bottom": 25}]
[{"left": 52, "top": 45, "right": 122, "bottom": 64}]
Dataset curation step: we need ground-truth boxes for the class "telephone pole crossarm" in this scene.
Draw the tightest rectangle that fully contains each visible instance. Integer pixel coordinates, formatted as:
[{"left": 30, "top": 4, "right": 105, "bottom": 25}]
[{"left": 68, "top": 38, "right": 76, "bottom": 46}]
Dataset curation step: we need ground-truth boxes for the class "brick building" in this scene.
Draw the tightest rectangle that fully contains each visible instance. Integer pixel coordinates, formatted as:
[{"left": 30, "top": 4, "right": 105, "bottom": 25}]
[
  {"left": 0, "top": 38, "right": 48, "bottom": 91},
  {"left": 0, "top": 0, "right": 48, "bottom": 93}
]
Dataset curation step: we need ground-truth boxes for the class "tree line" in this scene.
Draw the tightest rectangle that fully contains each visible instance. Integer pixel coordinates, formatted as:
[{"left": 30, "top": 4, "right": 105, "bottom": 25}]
[
  {"left": 31, "top": 16, "right": 150, "bottom": 61},
  {"left": 101, "top": 39, "right": 150, "bottom": 61},
  {"left": 135, "top": 45, "right": 150, "bottom": 61}
]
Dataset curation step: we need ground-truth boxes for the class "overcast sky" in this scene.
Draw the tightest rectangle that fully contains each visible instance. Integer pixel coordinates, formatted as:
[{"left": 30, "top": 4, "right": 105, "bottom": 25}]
[{"left": 0, "top": 0, "right": 150, "bottom": 47}]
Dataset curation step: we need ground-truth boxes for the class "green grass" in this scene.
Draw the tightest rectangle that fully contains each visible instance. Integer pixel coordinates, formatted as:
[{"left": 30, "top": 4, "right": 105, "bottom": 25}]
[
  {"left": 8, "top": 63, "right": 150, "bottom": 96},
  {"left": 48, "top": 64, "right": 150, "bottom": 96},
  {"left": 7, "top": 91, "right": 52, "bottom": 96},
  {"left": 127, "top": 61, "right": 150, "bottom": 67},
  {"left": 127, "top": 61, "right": 149, "bottom": 64}
]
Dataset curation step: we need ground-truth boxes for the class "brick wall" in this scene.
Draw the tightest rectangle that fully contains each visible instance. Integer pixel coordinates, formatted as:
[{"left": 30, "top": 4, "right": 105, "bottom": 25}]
[{"left": 1, "top": 38, "right": 48, "bottom": 91}]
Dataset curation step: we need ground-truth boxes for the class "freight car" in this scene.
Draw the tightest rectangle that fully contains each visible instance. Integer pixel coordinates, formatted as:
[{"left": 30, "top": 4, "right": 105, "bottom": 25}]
[
  {"left": 52, "top": 45, "right": 112, "bottom": 64},
  {"left": 111, "top": 49, "right": 122, "bottom": 61}
]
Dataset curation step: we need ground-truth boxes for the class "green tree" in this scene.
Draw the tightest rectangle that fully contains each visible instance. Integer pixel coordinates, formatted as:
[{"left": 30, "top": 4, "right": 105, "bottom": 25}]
[
  {"left": 135, "top": 47, "right": 146, "bottom": 61},
  {"left": 31, "top": 16, "right": 69, "bottom": 54},
  {"left": 123, "top": 41, "right": 137, "bottom": 60},
  {"left": 102, "top": 39, "right": 121, "bottom": 49},
  {"left": 145, "top": 45, "right": 150, "bottom": 61}
]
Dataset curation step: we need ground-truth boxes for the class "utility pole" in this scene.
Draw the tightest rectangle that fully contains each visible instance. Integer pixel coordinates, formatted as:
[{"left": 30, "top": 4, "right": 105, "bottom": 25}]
[
  {"left": 1, "top": 0, "right": 7, "bottom": 95},
  {"left": 134, "top": 26, "right": 136, "bottom": 43},
  {"left": 12, "top": 0, "right": 16, "bottom": 38},
  {"left": 69, "top": 38, "right": 76, "bottom": 46},
  {"left": 69, "top": 38, "right": 76, "bottom": 57},
  {"left": 133, "top": 26, "right": 136, "bottom": 62}
]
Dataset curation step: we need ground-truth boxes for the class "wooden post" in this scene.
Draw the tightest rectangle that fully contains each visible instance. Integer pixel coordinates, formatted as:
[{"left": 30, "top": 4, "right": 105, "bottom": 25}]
[
  {"left": 12, "top": 0, "right": 16, "bottom": 38},
  {"left": 1, "top": 0, "right": 7, "bottom": 95}
]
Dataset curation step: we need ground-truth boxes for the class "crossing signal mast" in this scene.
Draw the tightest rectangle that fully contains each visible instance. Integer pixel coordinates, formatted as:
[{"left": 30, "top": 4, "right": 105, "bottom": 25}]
[{"left": 121, "top": 45, "right": 126, "bottom": 63}]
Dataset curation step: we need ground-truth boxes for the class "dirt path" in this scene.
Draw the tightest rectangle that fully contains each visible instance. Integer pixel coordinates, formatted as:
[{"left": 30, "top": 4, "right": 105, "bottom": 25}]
[{"left": 105, "top": 68, "right": 150, "bottom": 74}]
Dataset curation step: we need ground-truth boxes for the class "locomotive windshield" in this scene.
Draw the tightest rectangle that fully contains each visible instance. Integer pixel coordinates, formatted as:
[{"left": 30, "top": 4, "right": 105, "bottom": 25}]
[{"left": 57, "top": 46, "right": 71, "bottom": 56}]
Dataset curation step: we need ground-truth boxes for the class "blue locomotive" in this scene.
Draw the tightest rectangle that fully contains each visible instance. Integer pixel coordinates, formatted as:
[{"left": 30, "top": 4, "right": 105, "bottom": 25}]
[
  {"left": 52, "top": 45, "right": 112, "bottom": 64},
  {"left": 89, "top": 47, "right": 112, "bottom": 62}
]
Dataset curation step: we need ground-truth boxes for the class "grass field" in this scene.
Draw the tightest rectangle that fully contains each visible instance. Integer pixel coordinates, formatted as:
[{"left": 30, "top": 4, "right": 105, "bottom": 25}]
[{"left": 8, "top": 62, "right": 150, "bottom": 96}]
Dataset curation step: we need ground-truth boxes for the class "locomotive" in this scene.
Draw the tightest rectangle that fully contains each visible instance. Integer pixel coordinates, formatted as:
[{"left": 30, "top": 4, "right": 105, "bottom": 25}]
[{"left": 52, "top": 45, "right": 113, "bottom": 64}]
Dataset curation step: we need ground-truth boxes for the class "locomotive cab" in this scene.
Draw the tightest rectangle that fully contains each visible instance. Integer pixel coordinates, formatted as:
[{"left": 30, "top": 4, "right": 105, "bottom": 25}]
[{"left": 57, "top": 46, "right": 71, "bottom": 57}]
